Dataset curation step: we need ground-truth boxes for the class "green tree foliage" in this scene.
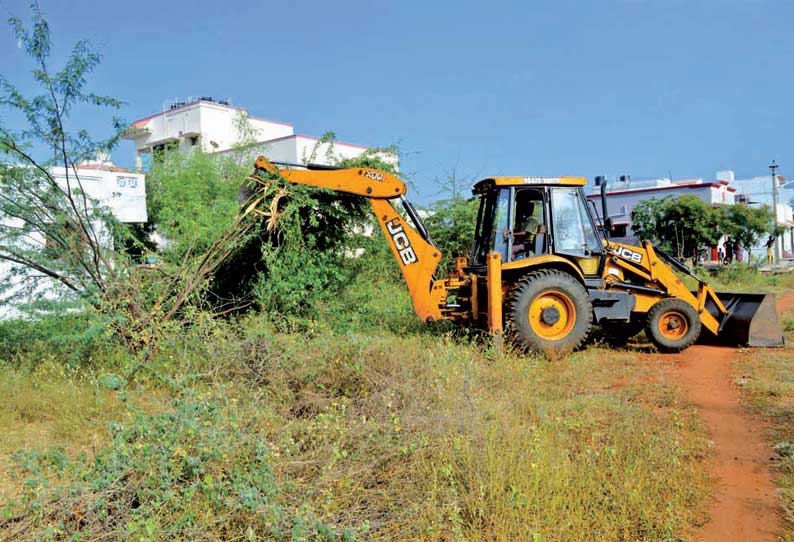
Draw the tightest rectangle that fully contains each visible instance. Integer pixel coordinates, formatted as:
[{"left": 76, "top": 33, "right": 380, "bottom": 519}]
[
  {"left": 631, "top": 195, "right": 773, "bottom": 259},
  {"left": 209, "top": 157, "right": 378, "bottom": 322},
  {"left": 719, "top": 204, "right": 777, "bottom": 261},
  {"left": 659, "top": 195, "right": 722, "bottom": 258},
  {"left": 139, "top": 129, "right": 403, "bottom": 324},
  {"left": 628, "top": 197, "right": 666, "bottom": 246},
  {"left": 0, "top": 6, "right": 128, "bottom": 311},
  {"left": 263, "top": 146, "right": 403, "bottom": 306},
  {"left": 248, "top": 183, "right": 369, "bottom": 323},
  {"left": 424, "top": 187, "right": 478, "bottom": 272},
  {"left": 145, "top": 150, "right": 246, "bottom": 261},
  {"left": 0, "top": 8, "right": 273, "bottom": 352}
]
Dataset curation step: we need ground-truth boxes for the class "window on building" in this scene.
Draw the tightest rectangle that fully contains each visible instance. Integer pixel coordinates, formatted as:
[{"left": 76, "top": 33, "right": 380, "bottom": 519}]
[{"left": 117, "top": 176, "right": 137, "bottom": 189}]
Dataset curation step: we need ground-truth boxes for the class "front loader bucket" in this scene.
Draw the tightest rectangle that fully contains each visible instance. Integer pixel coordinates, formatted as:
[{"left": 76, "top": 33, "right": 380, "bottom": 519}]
[{"left": 708, "top": 292, "right": 785, "bottom": 347}]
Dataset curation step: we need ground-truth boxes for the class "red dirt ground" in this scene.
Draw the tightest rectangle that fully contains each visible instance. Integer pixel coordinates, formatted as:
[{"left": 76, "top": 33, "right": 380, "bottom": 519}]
[
  {"left": 777, "top": 291, "right": 794, "bottom": 319},
  {"left": 674, "top": 341, "right": 781, "bottom": 542}
]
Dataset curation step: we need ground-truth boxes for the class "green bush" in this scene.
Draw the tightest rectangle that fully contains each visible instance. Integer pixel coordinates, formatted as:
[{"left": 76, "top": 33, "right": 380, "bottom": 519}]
[
  {"left": 145, "top": 150, "right": 247, "bottom": 262},
  {"left": 3, "top": 393, "right": 349, "bottom": 542},
  {"left": 424, "top": 195, "right": 478, "bottom": 272},
  {"left": 0, "top": 310, "right": 112, "bottom": 368},
  {"left": 209, "top": 149, "right": 408, "bottom": 326},
  {"left": 705, "top": 262, "right": 794, "bottom": 293}
]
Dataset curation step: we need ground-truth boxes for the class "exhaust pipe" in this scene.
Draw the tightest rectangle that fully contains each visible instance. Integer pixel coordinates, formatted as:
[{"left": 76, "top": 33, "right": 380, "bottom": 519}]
[{"left": 596, "top": 176, "right": 612, "bottom": 239}]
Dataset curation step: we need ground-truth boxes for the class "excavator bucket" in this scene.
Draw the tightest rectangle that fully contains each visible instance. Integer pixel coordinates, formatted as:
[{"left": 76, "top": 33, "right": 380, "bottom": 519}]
[{"left": 708, "top": 292, "right": 785, "bottom": 347}]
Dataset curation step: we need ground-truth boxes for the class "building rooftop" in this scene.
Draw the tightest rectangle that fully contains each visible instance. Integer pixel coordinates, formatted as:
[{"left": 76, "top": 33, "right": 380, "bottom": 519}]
[
  {"left": 70, "top": 162, "right": 140, "bottom": 174},
  {"left": 126, "top": 98, "right": 293, "bottom": 134},
  {"left": 589, "top": 178, "right": 735, "bottom": 196},
  {"left": 261, "top": 133, "right": 372, "bottom": 151}
]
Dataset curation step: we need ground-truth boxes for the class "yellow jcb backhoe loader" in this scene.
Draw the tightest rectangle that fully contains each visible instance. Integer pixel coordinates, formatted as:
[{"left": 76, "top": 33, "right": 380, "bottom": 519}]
[{"left": 248, "top": 156, "right": 784, "bottom": 355}]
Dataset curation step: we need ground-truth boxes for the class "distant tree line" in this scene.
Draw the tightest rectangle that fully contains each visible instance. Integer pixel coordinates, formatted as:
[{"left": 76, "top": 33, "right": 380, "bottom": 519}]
[{"left": 631, "top": 194, "right": 779, "bottom": 262}]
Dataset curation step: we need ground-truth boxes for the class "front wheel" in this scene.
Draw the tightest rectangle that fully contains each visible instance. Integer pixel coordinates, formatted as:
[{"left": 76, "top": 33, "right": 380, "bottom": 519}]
[
  {"left": 645, "top": 298, "right": 701, "bottom": 353},
  {"left": 506, "top": 270, "right": 592, "bottom": 355}
]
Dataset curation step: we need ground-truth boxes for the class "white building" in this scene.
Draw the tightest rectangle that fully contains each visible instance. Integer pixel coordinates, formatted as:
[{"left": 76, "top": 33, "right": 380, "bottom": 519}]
[
  {"left": 50, "top": 158, "right": 147, "bottom": 223},
  {"left": 0, "top": 158, "right": 146, "bottom": 319},
  {"left": 586, "top": 176, "right": 737, "bottom": 244},
  {"left": 720, "top": 170, "right": 794, "bottom": 257},
  {"left": 587, "top": 171, "right": 794, "bottom": 260},
  {"left": 220, "top": 133, "right": 380, "bottom": 167},
  {"left": 124, "top": 98, "right": 397, "bottom": 169}
]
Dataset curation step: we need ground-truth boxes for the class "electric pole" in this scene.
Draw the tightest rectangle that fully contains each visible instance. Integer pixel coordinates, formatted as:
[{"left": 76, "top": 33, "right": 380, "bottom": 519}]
[{"left": 769, "top": 160, "right": 780, "bottom": 261}]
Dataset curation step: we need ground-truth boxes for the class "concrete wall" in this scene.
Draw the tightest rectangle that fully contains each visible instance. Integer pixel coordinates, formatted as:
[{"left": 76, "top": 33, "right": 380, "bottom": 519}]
[
  {"left": 197, "top": 104, "right": 292, "bottom": 153},
  {"left": 50, "top": 166, "right": 147, "bottom": 223},
  {"left": 218, "top": 135, "right": 400, "bottom": 170}
]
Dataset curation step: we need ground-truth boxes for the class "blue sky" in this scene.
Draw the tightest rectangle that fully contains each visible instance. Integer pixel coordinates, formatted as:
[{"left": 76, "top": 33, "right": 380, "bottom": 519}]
[{"left": 1, "top": 0, "right": 792, "bottom": 201}]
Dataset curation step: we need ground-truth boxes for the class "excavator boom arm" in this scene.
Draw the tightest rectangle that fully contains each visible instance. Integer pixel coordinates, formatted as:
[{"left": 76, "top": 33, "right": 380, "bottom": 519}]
[
  {"left": 254, "top": 156, "right": 406, "bottom": 199},
  {"left": 252, "top": 156, "right": 446, "bottom": 322}
]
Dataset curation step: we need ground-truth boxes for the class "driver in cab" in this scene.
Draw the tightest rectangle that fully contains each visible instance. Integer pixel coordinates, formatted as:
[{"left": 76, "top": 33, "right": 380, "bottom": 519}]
[{"left": 512, "top": 197, "right": 545, "bottom": 260}]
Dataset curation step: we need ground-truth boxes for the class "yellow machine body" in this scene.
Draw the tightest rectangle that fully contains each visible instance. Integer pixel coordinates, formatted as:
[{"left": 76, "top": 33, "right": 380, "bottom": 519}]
[{"left": 248, "top": 157, "right": 784, "bottom": 353}]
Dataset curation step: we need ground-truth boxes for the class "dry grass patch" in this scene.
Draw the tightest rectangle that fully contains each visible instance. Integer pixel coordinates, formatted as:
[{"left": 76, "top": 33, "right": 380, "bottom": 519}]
[
  {"left": 1, "top": 327, "right": 710, "bottom": 541},
  {"left": 208, "top": 333, "right": 709, "bottom": 541},
  {"left": 734, "top": 348, "right": 794, "bottom": 539}
]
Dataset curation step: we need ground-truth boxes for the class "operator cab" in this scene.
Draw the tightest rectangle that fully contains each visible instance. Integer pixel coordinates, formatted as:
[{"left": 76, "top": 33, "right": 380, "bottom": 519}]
[{"left": 470, "top": 177, "right": 603, "bottom": 276}]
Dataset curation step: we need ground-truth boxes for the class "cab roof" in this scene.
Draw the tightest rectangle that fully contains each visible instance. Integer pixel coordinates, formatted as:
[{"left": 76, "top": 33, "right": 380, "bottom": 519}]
[{"left": 472, "top": 176, "right": 587, "bottom": 193}]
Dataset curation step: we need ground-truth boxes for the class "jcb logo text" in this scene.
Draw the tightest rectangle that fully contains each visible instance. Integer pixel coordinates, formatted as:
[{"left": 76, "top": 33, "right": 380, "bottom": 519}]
[
  {"left": 386, "top": 219, "right": 418, "bottom": 265},
  {"left": 612, "top": 246, "right": 642, "bottom": 264}
]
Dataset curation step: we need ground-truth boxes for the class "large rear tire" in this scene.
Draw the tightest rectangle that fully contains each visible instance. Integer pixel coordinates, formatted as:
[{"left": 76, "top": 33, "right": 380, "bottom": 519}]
[
  {"left": 645, "top": 298, "right": 701, "bottom": 353},
  {"left": 507, "top": 270, "right": 592, "bottom": 355}
]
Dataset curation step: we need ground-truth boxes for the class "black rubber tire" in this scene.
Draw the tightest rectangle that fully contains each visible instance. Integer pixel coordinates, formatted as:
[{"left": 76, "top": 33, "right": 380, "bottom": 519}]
[
  {"left": 645, "top": 298, "right": 701, "bottom": 353},
  {"left": 601, "top": 318, "right": 645, "bottom": 347},
  {"left": 506, "top": 269, "right": 592, "bottom": 355}
]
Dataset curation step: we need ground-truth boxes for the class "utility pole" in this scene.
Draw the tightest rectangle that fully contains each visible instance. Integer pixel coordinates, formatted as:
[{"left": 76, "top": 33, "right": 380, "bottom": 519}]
[{"left": 769, "top": 160, "right": 780, "bottom": 261}]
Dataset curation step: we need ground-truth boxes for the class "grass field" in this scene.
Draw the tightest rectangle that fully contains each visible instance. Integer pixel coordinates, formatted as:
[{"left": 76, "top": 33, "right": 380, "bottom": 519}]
[{"left": 1, "top": 269, "right": 791, "bottom": 541}]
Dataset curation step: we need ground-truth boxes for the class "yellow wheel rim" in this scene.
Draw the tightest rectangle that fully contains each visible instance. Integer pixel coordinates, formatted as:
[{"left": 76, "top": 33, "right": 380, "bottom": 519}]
[
  {"left": 528, "top": 289, "right": 576, "bottom": 342},
  {"left": 658, "top": 311, "right": 688, "bottom": 340}
]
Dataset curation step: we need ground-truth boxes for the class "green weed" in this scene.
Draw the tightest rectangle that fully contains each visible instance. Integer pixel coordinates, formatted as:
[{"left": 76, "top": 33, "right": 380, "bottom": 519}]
[{"left": 2, "top": 392, "right": 349, "bottom": 542}]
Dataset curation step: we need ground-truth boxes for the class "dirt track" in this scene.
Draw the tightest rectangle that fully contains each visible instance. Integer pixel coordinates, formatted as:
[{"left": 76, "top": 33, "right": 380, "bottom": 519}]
[
  {"left": 676, "top": 345, "right": 779, "bottom": 541},
  {"left": 673, "top": 292, "right": 794, "bottom": 540}
]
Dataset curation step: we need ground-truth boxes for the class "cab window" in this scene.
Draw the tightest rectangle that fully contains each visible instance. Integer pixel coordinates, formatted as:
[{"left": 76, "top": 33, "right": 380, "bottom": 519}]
[
  {"left": 551, "top": 187, "right": 601, "bottom": 257},
  {"left": 510, "top": 188, "right": 547, "bottom": 261},
  {"left": 471, "top": 188, "right": 510, "bottom": 264},
  {"left": 489, "top": 189, "right": 510, "bottom": 261}
]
